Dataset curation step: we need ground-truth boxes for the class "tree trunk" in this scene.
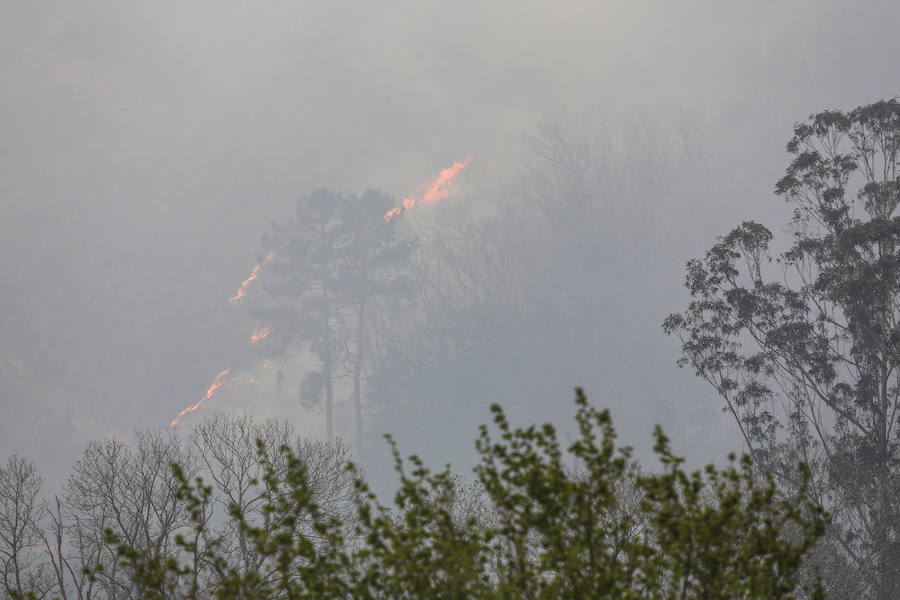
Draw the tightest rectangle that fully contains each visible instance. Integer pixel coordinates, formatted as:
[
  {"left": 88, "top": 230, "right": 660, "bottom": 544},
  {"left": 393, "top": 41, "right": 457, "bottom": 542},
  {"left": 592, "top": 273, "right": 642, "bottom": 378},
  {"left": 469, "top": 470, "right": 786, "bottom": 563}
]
[
  {"left": 353, "top": 301, "right": 365, "bottom": 458},
  {"left": 323, "top": 279, "right": 334, "bottom": 447},
  {"left": 876, "top": 236, "right": 895, "bottom": 600},
  {"left": 325, "top": 342, "right": 333, "bottom": 448}
]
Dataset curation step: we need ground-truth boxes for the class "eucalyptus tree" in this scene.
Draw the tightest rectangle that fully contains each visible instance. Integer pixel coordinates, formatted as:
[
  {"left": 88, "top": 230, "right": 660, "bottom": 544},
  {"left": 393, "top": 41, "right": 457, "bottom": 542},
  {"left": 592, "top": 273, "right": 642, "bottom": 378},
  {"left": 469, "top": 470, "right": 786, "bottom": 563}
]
[{"left": 665, "top": 99, "right": 900, "bottom": 599}]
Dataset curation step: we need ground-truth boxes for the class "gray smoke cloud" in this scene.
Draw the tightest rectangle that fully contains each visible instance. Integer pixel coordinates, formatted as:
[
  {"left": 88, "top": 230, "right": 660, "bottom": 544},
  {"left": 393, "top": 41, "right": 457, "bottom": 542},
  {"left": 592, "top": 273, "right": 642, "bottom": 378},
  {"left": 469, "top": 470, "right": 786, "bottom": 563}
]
[{"left": 1, "top": 0, "right": 897, "bottom": 484}]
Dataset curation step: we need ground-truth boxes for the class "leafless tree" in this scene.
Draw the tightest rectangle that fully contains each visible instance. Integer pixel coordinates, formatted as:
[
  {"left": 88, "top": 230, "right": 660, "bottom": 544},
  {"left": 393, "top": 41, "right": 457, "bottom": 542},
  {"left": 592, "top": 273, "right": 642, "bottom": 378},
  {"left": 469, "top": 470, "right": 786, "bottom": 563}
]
[
  {"left": 38, "top": 495, "right": 95, "bottom": 600},
  {"left": 190, "top": 414, "right": 358, "bottom": 589},
  {"left": 0, "top": 416, "right": 357, "bottom": 599},
  {"left": 63, "top": 430, "right": 196, "bottom": 599},
  {"left": 0, "top": 455, "right": 52, "bottom": 600}
]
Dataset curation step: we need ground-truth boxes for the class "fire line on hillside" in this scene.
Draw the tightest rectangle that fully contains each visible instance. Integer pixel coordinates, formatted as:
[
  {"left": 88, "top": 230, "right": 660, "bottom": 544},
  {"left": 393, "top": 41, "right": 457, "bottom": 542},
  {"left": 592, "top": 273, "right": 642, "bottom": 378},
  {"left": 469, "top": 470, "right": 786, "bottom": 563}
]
[{"left": 170, "top": 158, "right": 473, "bottom": 428}]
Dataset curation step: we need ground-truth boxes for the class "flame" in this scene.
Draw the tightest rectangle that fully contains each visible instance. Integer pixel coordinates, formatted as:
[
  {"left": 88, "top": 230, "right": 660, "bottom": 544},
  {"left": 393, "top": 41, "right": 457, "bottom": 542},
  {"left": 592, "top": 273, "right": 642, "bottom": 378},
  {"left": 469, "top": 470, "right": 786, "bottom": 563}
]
[
  {"left": 170, "top": 368, "right": 232, "bottom": 427},
  {"left": 230, "top": 252, "right": 275, "bottom": 305},
  {"left": 385, "top": 158, "right": 473, "bottom": 221},
  {"left": 250, "top": 325, "right": 271, "bottom": 344}
]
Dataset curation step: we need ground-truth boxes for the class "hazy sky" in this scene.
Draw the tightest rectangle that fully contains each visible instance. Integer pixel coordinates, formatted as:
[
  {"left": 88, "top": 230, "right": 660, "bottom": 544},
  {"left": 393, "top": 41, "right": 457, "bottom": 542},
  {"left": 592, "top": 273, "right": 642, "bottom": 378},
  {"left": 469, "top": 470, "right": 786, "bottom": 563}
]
[{"left": 2, "top": 0, "right": 898, "bottom": 483}]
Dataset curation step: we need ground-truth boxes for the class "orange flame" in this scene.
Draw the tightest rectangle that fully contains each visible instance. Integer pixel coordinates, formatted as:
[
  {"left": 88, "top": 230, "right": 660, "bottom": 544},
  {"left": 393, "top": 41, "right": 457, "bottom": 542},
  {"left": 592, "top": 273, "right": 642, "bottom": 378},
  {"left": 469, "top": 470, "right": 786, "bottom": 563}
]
[
  {"left": 385, "top": 158, "right": 473, "bottom": 221},
  {"left": 170, "top": 368, "right": 232, "bottom": 427},
  {"left": 230, "top": 252, "right": 275, "bottom": 305},
  {"left": 250, "top": 325, "right": 271, "bottom": 344}
]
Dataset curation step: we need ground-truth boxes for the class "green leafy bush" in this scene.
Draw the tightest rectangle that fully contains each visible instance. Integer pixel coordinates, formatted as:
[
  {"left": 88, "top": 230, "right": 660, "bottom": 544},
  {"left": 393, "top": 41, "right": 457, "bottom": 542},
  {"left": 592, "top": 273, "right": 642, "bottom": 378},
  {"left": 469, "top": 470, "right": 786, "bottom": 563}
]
[{"left": 103, "top": 389, "right": 826, "bottom": 599}]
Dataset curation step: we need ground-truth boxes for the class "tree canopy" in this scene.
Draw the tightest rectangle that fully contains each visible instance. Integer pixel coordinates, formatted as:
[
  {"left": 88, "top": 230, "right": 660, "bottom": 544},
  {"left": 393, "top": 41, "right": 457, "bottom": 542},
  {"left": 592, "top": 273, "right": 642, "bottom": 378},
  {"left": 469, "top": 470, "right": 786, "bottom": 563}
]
[
  {"left": 253, "top": 188, "right": 410, "bottom": 452},
  {"left": 665, "top": 98, "right": 900, "bottom": 599},
  {"left": 48, "top": 391, "right": 827, "bottom": 600}
]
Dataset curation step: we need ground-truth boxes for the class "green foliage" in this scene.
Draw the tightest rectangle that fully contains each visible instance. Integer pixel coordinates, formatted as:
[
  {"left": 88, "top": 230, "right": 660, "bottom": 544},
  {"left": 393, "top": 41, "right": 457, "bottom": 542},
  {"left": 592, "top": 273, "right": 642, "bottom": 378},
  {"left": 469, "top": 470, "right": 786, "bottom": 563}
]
[{"left": 97, "top": 390, "right": 824, "bottom": 599}]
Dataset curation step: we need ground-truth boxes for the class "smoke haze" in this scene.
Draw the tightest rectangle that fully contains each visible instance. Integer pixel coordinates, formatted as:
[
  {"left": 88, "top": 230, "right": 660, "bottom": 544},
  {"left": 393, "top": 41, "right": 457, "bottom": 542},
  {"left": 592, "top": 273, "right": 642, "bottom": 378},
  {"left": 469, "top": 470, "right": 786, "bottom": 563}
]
[{"left": 2, "top": 0, "right": 898, "bottom": 484}]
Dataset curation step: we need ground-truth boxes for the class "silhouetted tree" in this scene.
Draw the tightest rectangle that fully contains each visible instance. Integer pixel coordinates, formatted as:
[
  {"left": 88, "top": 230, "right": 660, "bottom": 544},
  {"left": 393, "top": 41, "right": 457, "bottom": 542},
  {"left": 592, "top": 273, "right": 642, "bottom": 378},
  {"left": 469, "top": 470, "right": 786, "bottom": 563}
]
[
  {"left": 665, "top": 98, "right": 900, "bottom": 599},
  {"left": 255, "top": 188, "right": 410, "bottom": 452}
]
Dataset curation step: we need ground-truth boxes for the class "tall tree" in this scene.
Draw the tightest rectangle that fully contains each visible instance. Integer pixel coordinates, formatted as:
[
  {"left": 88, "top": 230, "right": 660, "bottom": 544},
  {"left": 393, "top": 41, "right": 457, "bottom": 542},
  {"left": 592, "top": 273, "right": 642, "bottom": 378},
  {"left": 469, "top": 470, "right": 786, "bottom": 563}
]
[
  {"left": 664, "top": 99, "right": 900, "bottom": 599},
  {"left": 0, "top": 455, "right": 51, "bottom": 600},
  {"left": 256, "top": 188, "right": 410, "bottom": 453}
]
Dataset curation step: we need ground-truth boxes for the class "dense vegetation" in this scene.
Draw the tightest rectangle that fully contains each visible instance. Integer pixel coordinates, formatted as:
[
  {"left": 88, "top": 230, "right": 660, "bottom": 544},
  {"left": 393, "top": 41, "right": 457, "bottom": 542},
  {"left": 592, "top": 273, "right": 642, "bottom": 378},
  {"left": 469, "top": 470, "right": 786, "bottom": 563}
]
[{"left": 1, "top": 392, "right": 826, "bottom": 599}]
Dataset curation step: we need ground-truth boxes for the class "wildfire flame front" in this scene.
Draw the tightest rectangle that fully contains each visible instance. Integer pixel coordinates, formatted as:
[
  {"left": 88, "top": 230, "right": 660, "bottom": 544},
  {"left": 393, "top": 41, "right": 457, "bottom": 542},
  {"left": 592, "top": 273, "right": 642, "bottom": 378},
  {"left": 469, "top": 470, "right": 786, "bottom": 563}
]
[
  {"left": 385, "top": 158, "right": 473, "bottom": 221},
  {"left": 250, "top": 325, "right": 271, "bottom": 344},
  {"left": 230, "top": 252, "right": 275, "bottom": 305},
  {"left": 170, "top": 368, "right": 232, "bottom": 427}
]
